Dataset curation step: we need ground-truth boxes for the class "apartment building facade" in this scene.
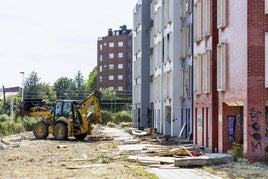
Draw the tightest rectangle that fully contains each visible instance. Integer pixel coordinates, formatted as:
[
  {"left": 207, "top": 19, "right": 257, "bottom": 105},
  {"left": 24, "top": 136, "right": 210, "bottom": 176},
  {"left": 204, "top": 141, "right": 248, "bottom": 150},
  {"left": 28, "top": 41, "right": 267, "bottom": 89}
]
[
  {"left": 193, "top": 0, "right": 219, "bottom": 153},
  {"left": 194, "top": 0, "right": 268, "bottom": 161},
  {"left": 97, "top": 26, "right": 132, "bottom": 97},
  {"left": 132, "top": 0, "right": 151, "bottom": 129},
  {"left": 133, "top": 0, "right": 193, "bottom": 137}
]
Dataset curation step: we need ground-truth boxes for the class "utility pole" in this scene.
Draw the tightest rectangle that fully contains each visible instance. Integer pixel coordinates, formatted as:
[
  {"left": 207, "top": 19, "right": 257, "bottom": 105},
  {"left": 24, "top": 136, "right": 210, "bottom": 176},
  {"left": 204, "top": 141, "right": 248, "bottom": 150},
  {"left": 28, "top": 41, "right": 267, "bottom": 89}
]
[
  {"left": 10, "top": 96, "right": 14, "bottom": 122},
  {"left": 20, "top": 72, "right": 24, "bottom": 100}
]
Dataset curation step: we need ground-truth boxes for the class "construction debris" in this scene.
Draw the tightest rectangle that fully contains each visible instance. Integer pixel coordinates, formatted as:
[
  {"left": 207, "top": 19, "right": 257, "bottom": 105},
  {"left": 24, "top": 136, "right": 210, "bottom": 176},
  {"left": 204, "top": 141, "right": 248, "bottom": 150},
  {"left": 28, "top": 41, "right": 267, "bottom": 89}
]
[
  {"left": 174, "top": 154, "right": 234, "bottom": 167},
  {"left": 87, "top": 135, "right": 113, "bottom": 142}
]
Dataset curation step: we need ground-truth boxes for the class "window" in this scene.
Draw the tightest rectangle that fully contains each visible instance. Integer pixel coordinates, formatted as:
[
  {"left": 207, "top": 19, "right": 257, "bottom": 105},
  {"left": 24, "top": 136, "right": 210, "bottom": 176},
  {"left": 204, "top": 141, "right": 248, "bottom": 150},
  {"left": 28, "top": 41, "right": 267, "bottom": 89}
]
[
  {"left": 217, "top": 0, "right": 226, "bottom": 29},
  {"left": 118, "top": 64, "right": 123, "bottom": 69},
  {"left": 118, "top": 75, "right": 123, "bottom": 80},
  {"left": 265, "top": 32, "right": 268, "bottom": 87},
  {"left": 203, "top": 0, "right": 211, "bottom": 37},
  {"left": 99, "top": 55, "right": 103, "bottom": 62},
  {"left": 118, "top": 41, "right": 123, "bottom": 47},
  {"left": 181, "top": 66, "right": 191, "bottom": 98},
  {"left": 109, "top": 64, "right": 114, "bottom": 70},
  {"left": 109, "top": 53, "right": 114, "bottom": 59},
  {"left": 118, "top": 52, "right": 123, "bottom": 58},
  {"left": 194, "top": 1, "right": 202, "bottom": 43},
  {"left": 202, "top": 51, "right": 211, "bottom": 93},
  {"left": 217, "top": 43, "right": 227, "bottom": 91},
  {"left": 99, "top": 66, "right": 102, "bottom": 72},
  {"left": 109, "top": 75, "right": 114, "bottom": 80},
  {"left": 118, "top": 86, "right": 123, "bottom": 91},
  {"left": 194, "top": 55, "right": 202, "bottom": 94},
  {"left": 266, "top": 0, "right": 268, "bottom": 14},
  {"left": 109, "top": 42, "right": 114, "bottom": 47},
  {"left": 186, "top": 0, "right": 192, "bottom": 14},
  {"left": 180, "top": 28, "right": 187, "bottom": 59},
  {"left": 109, "top": 87, "right": 114, "bottom": 91},
  {"left": 99, "top": 76, "right": 102, "bottom": 82},
  {"left": 99, "top": 44, "right": 102, "bottom": 51}
]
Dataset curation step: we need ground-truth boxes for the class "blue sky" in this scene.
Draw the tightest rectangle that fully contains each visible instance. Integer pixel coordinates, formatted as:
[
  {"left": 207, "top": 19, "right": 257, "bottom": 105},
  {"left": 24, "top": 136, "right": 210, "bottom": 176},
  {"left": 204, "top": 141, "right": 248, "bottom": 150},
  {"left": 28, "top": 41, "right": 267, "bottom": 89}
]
[{"left": 0, "top": 0, "right": 137, "bottom": 87}]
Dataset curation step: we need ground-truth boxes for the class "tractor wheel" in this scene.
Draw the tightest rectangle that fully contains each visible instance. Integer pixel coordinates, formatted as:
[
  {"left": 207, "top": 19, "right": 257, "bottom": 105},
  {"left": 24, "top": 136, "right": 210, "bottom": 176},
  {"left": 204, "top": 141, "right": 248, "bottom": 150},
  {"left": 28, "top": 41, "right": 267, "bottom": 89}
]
[
  {"left": 53, "top": 123, "right": 68, "bottom": 140},
  {"left": 33, "top": 121, "right": 48, "bottom": 139},
  {"left": 74, "top": 133, "right": 87, "bottom": 140}
]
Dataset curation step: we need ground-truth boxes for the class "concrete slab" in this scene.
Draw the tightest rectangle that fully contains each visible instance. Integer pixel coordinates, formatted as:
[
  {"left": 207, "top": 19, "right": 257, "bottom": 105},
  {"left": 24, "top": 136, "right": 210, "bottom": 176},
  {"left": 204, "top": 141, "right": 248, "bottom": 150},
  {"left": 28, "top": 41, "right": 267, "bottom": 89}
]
[
  {"left": 128, "top": 155, "right": 174, "bottom": 164},
  {"left": 174, "top": 153, "right": 234, "bottom": 167}
]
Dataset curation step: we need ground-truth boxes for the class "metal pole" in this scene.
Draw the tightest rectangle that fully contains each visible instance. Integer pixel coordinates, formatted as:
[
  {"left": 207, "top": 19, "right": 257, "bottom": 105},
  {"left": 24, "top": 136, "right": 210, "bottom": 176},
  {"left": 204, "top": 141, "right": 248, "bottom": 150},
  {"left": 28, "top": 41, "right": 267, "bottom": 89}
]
[
  {"left": 20, "top": 72, "right": 24, "bottom": 100},
  {"left": 10, "top": 96, "right": 14, "bottom": 122}
]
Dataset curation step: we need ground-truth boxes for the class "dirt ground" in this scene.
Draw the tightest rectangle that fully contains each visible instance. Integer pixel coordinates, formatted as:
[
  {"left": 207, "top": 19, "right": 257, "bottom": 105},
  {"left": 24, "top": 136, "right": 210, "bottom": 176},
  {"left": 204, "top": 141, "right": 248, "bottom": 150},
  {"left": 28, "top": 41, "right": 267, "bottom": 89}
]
[
  {"left": 0, "top": 127, "right": 156, "bottom": 179},
  {"left": 1, "top": 126, "right": 268, "bottom": 179},
  {"left": 203, "top": 158, "right": 268, "bottom": 179}
]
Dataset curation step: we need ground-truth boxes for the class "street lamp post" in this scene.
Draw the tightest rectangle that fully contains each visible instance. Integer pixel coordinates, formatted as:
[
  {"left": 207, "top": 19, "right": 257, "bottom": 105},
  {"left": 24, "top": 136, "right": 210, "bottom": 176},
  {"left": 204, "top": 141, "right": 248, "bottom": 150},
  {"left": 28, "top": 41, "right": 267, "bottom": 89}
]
[{"left": 20, "top": 72, "right": 24, "bottom": 100}]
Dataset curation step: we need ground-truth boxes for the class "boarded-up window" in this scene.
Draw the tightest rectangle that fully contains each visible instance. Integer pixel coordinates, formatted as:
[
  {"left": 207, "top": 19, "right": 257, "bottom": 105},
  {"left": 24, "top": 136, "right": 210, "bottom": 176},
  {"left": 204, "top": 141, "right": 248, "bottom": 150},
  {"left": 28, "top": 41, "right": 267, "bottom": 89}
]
[
  {"left": 266, "top": 0, "right": 268, "bottom": 14},
  {"left": 180, "top": 28, "right": 187, "bottom": 59},
  {"left": 203, "top": 0, "right": 211, "bottom": 37},
  {"left": 185, "top": 66, "right": 191, "bottom": 97},
  {"left": 265, "top": 32, "right": 268, "bottom": 87},
  {"left": 217, "top": 43, "right": 227, "bottom": 91},
  {"left": 186, "top": 24, "right": 192, "bottom": 56},
  {"left": 180, "top": 0, "right": 186, "bottom": 19},
  {"left": 194, "top": 2, "right": 202, "bottom": 43},
  {"left": 194, "top": 55, "right": 202, "bottom": 94},
  {"left": 202, "top": 51, "right": 211, "bottom": 93},
  {"left": 217, "top": 0, "right": 226, "bottom": 29}
]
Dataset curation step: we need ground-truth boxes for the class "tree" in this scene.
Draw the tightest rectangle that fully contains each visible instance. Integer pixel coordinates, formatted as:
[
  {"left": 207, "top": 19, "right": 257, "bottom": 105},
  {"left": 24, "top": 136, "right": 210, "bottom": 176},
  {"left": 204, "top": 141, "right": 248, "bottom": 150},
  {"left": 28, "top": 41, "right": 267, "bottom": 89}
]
[
  {"left": 24, "top": 71, "right": 40, "bottom": 98},
  {"left": 23, "top": 71, "right": 56, "bottom": 103},
  {"left": 74, "top": 70, "right": 86, "bottom": 99},
  {"left": 53, "top": 77, "right": 76, "bottom": 99},
  {"left": 37, "top": 83, "right": 57, "bottom": 102},
  {"left": 85, "top": 67, "right": 97, "bottom": 93},
  {"left": 101, "top": 88, "right": 115, "bottom": 100}
]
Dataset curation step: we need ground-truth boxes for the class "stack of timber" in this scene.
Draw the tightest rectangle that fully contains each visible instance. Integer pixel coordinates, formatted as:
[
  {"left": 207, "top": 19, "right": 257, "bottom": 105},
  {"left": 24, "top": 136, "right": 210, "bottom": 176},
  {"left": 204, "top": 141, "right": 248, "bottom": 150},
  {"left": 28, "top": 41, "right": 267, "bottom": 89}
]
[{"left": 145, "top": 145, "right": 197, "bottom": 158}]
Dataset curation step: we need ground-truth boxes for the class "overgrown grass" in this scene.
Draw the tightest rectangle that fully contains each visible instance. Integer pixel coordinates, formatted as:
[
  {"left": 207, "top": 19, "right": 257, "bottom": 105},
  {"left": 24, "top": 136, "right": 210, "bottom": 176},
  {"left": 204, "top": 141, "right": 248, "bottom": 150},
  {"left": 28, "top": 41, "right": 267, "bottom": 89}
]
[{"left": 0, "top": 115, "right": 36, "bottom": 136}]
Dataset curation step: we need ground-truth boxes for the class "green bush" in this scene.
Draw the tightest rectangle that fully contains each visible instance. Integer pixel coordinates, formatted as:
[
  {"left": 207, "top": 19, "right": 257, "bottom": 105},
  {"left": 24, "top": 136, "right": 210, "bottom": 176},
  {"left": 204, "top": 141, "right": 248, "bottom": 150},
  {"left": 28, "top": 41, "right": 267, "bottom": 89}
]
[
  {"left": 0, "top": 121, "right": 25, "bottom": 136},
  {"left": 101, "top": 110, "right": 113, "bottom": 125},
  {"left": 0, "top": 114, "right": 9, "bottom": 122},
  {"left": 112, "top": 111, "right": 132, "bottom": 124},
  {"left": 23, "top": 117, "right": 37, "bottom": 131},
  {"left": 229, "top": 143, "right": 243, "bottom": 160}
]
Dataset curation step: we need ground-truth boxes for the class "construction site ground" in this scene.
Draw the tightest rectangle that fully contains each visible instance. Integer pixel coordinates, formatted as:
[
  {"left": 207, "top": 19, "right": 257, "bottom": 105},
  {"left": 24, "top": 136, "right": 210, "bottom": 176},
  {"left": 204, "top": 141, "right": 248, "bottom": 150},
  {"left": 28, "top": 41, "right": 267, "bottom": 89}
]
[{"left": 0, "top": 125, "right": 268, "bottom": 179}]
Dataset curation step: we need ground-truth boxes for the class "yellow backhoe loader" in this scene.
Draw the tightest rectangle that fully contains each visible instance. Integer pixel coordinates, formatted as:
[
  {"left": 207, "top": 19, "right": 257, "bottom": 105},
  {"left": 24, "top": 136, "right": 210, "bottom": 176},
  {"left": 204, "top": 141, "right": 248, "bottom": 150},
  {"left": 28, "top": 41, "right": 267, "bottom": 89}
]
[{"left": 15, "top": 90, "right": 102, "bottom": 140}]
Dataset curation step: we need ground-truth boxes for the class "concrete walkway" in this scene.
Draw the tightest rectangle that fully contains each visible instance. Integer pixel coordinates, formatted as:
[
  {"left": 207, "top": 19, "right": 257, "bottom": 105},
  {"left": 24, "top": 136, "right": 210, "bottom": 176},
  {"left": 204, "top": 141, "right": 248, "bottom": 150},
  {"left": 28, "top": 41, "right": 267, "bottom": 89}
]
[{"left": 147, "top": 168, "right": 222, "bottom": 179}]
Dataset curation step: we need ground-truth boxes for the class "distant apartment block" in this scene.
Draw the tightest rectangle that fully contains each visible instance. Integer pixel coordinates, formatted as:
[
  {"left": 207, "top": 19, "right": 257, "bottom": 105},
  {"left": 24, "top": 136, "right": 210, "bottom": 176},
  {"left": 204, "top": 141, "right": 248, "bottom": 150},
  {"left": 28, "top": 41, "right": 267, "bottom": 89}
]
[
  {"left": 97, "top": 25, "right": 132, "bottom": 97},
  {"left": 132, "top": 0, "right": 193, "bottom": 137}
]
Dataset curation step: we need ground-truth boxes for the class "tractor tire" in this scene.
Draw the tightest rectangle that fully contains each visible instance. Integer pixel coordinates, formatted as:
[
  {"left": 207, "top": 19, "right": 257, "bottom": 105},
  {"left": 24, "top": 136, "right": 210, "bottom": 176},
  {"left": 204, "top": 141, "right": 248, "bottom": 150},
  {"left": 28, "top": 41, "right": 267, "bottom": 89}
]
[
  {"left": 53, "top": 123, "right": 68, "bottom": 140},
  {"left": 33, "top": 121, "right": 49, "bottom": 139},
  {"left": 74, "top": 133, "right": 88, "bottom": 140}
]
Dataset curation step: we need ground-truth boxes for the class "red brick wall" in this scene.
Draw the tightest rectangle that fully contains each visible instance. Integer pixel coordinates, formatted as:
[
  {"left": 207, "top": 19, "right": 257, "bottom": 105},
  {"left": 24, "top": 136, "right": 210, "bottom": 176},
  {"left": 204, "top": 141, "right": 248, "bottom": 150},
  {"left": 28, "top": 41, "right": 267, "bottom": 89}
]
[
  {"left": 193, "top": 0, "right": 218, "bottom": 151},
  {"left": 247, "top": 0, "right": 267, "bottom": 162}
]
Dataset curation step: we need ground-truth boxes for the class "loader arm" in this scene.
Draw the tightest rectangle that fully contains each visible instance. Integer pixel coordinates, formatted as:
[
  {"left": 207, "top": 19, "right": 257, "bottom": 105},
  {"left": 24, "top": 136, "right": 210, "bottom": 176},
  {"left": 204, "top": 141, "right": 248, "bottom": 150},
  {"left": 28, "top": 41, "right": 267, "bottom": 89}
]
[{"left": 77, "top": 90, "right": 102, "bottom": 130}]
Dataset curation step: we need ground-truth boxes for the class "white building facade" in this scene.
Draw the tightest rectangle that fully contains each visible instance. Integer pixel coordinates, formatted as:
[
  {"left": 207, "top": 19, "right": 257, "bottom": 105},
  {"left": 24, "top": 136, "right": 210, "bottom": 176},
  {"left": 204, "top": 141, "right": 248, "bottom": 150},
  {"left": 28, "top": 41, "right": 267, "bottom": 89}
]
[{"left": 133, "top": 0, "right": 193, "bottom": 137}]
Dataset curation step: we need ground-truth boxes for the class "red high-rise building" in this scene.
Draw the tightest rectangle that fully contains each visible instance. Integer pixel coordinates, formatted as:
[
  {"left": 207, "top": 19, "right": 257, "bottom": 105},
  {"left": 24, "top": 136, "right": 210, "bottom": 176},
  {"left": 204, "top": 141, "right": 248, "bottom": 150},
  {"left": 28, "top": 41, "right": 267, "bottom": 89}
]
[{"left": 97, "top": 25, "right": 132, "bottom": 97}]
